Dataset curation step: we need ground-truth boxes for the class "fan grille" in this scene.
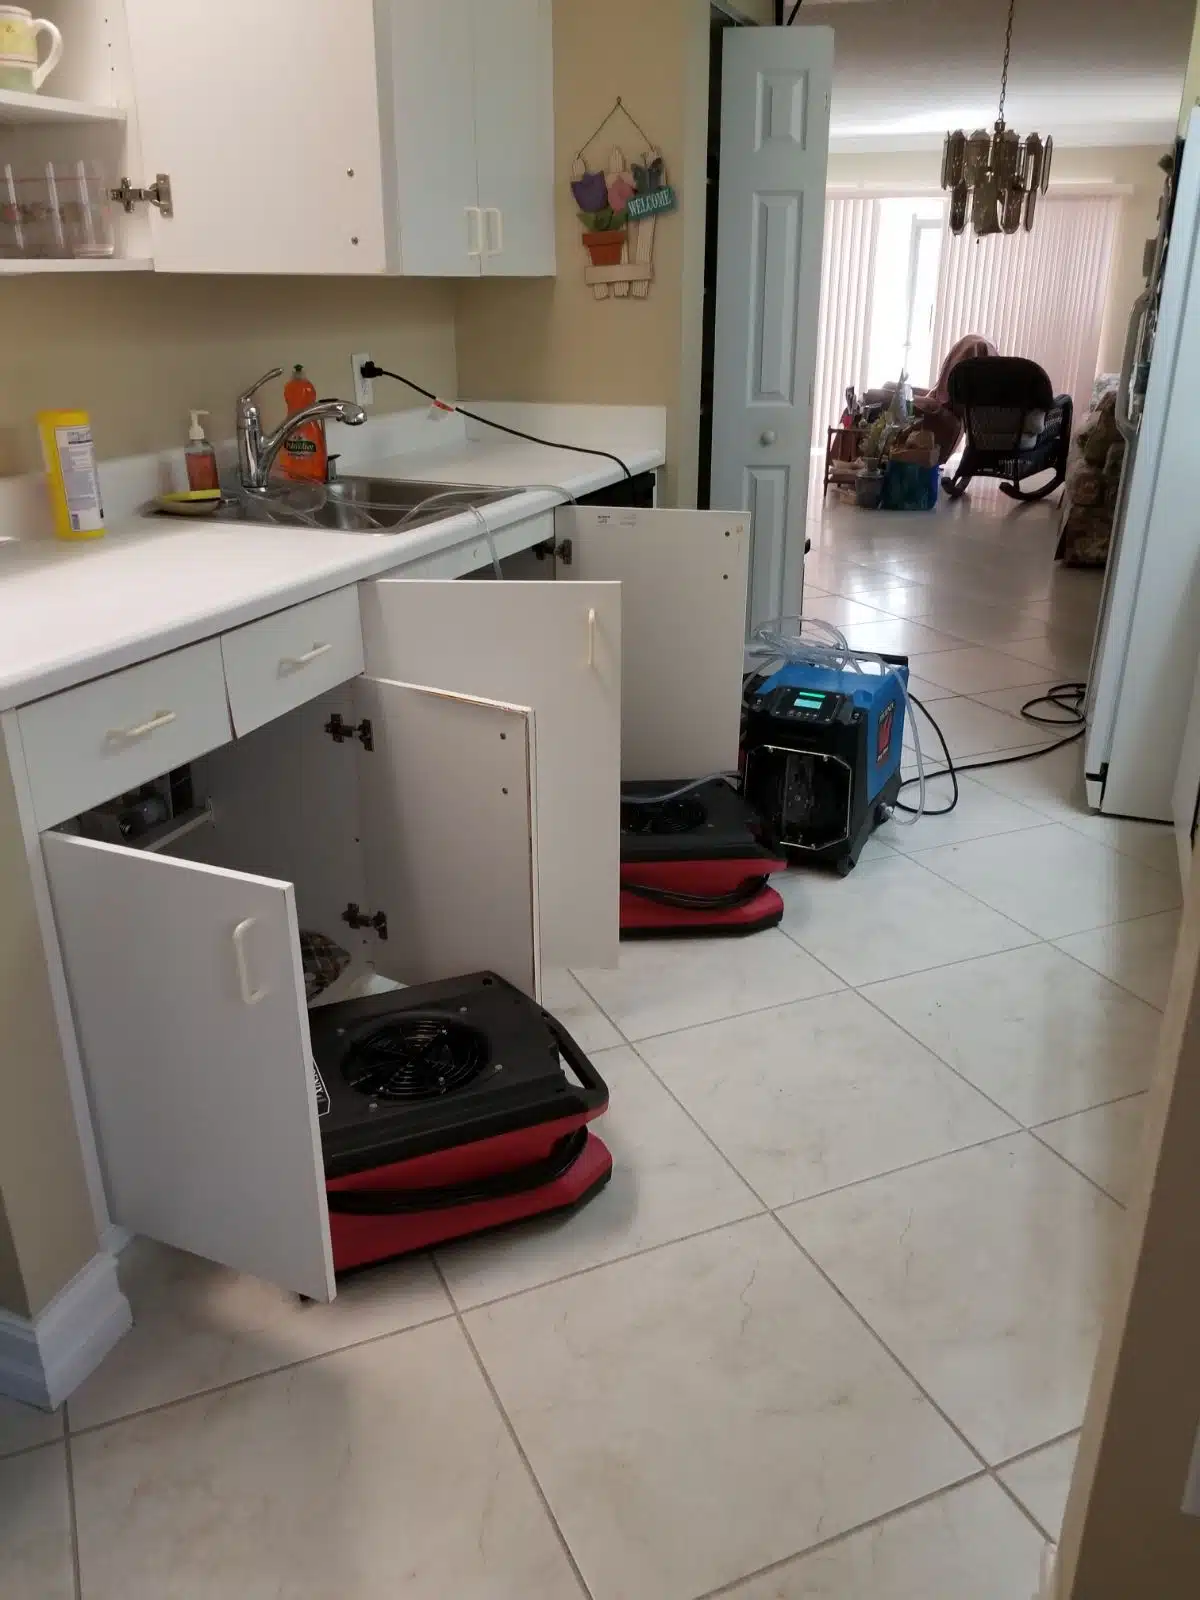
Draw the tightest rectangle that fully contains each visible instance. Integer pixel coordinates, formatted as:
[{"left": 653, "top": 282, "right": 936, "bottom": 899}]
[
  {"left": 621, "top": 796, "right": 708, "bottom": 836},
  {"left": 341, "top": 1017, "right": 489, "bottom": 1102}
]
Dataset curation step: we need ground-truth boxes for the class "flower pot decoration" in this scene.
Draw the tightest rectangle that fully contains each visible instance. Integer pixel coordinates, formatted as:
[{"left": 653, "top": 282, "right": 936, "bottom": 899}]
[{"left": 571, "top": 98, "right": 677, "bottom": 300}]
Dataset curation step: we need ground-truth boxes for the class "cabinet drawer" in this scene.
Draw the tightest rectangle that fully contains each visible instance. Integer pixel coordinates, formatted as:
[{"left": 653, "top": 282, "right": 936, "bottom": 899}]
[
  {"left": 18, "top": 641, "right": 232, "bottom": 830},
  {"left": 221, "top": 588, "right": 365, "bottom": 737}
]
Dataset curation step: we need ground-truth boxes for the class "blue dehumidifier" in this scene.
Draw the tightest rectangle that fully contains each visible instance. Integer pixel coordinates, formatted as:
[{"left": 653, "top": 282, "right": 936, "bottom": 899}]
[{"left": 742, "top": 656, "right": 909, "bottom": 875}]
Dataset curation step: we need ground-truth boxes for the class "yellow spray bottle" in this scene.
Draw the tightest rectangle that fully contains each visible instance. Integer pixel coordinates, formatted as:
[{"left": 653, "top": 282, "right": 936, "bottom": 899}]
[{"left": 37, "top": 409, "right": 105, "bottom": 539}]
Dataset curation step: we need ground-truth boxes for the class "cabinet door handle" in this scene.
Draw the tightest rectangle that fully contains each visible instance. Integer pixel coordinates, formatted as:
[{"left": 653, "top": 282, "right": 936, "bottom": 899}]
[
  {"left": 280, "top": 642, "right": 332, "bottom": 671},
  {"left": 232, "top": 917, "right": 267, "bottom": 1007},
  {"left": 107, "top": 709, "right": 177, "bottom": 743},
  {"left": 485, "top": 207, "right": 504, "bottom": 256},
  {"left": 587, "top": 607, "right": 597, "bottom": 669},
  {"left": 466, "top": 206, "right": 483, "bottom": 259}
]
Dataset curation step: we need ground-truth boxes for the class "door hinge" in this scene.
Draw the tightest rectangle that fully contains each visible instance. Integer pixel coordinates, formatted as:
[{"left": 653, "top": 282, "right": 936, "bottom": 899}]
[
  {"left": 324, "top": 713, "right": 374, "bottom": 751},
  {"left": 532, "top": 536, "right": 571, "bottom": 564},
  {"left": 342, "top": 903, "right": 389, "bottom": 941},
  {"left": 110, "top": 173, "right": 173, "bottom": 217}
]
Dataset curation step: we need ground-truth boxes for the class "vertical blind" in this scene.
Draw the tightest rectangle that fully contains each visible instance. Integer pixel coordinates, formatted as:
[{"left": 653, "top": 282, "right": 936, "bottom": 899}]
[
  {"left": 810, "top": 196, "right": 879, "bottom": 450},
  {"left": 930, "top": 194, "right": 1120, "bottom": 418},
  {"left": 811, "top": 191, "right": 1121, "bottom": 448}
]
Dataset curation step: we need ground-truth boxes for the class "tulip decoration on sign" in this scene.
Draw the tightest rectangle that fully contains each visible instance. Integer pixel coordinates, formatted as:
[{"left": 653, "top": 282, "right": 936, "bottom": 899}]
[{"left": 571, "top": 97, "right": 677, "bottom": 300}]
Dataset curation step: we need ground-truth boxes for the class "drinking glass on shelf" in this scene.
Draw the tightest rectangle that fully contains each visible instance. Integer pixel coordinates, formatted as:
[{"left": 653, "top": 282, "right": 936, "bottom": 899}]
[{"left": 54, "top": 159, "right": 115, "bottom": 258}]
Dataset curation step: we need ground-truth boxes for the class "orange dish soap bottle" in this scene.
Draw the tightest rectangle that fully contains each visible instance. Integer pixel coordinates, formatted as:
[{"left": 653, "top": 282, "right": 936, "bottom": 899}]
[{"left": 280, "top": 363, "right": 326, "bottom": 482}]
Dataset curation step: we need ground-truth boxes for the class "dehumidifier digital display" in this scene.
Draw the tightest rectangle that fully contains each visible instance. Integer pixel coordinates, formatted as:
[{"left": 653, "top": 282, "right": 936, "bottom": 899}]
[{"left": 792, "top": 692, "right": 826, "bottom": 710}]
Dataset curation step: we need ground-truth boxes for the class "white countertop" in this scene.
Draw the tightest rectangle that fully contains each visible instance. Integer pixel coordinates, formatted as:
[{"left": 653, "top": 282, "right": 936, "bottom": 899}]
[{"left": 0, "top": 406, "right": 664, "bottom": 711}]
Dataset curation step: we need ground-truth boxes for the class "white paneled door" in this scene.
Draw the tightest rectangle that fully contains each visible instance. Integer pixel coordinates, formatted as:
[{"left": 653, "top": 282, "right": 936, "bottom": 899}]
[{"left": 711, "top": 25, "right": 834, "bottom": 633}]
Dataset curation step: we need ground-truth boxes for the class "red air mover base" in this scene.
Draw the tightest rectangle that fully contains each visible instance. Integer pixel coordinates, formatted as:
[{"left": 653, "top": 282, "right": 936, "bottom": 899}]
[
  {"left": 328, "top": 1126, "right": 612, "bottom": 1272},
  {"left": 620, "top": 778, "right": 788, "bottom": 938}
]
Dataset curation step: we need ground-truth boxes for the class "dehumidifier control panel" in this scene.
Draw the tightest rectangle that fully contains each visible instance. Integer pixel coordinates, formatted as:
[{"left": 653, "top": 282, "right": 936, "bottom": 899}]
[{"left": 758, "top": 686, "right": 846, "bottom": 726}]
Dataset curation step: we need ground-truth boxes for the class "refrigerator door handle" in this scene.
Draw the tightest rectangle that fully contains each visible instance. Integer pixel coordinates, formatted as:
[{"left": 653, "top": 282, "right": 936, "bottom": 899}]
[{"left": 1116, "top": 289, "right": 1152, "bottom": 442}]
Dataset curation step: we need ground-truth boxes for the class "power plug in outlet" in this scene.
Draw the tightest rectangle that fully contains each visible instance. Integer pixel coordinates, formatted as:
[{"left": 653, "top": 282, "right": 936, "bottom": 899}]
[{"left": 352, "top": 352, "right": 374, "bottom": 408}]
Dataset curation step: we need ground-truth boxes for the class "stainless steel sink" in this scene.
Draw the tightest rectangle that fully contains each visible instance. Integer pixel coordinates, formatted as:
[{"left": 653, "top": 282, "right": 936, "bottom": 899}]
[{"left": 212, "top": 476, "right": 522, "bottom": 534}]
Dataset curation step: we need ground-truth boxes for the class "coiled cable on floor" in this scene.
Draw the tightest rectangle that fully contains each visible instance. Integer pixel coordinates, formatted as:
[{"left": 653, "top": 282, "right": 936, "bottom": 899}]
[{"left": 895, "top": 681, "right": 1088, "bottom": 818}]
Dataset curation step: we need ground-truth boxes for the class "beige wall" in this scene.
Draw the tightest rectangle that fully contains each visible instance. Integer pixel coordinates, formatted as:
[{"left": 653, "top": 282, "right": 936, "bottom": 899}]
[
  {"left": 0, "top": 1195, "right": 26, "bottom": 1317},
  {"left": 0, "top": 276, "right": 458, "bottom": 474},
  {"left": 455, "top": 0, "right": 721, "bottom": 505},
  {"left": 0, "top": 743, "right": 98, "bottom": 1319}
]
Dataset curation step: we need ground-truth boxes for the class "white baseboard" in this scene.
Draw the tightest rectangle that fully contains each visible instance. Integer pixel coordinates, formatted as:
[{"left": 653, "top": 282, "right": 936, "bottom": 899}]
[{"left": 0, "top": 1254, "right": 131, "bottom": 1410}]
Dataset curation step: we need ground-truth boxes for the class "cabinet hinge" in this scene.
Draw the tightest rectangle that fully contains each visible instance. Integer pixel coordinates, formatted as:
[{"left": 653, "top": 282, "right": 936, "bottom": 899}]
[
  {"left": 532, "top": 537, "right": 572, "bottom": 565},
  {"left": 324, "top": 713, "right": 374, "bottom": 751},
  {"left": 110, "top": 173, "right": 173, "bottom": 217},
  {"left": 342, "top": 903, "right": 389, "bottom": 941}
]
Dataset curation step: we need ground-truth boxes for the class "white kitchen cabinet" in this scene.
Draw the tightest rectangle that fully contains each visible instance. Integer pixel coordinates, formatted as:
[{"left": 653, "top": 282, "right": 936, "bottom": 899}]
[
  {"left": 123, "top": 0, "right": 387, "bottom": 274},
  {"left": 376, "top": 0, "right": 555, "bottom": 277},
  {"left": 28, "top": 505, "right": 746, "bottom": 1305},
  {"left": 0, "top": 0, "right": 552, "bottom": 278},
  {"left": 42, "top": 677, "right": 540, "bottom": 1301}
]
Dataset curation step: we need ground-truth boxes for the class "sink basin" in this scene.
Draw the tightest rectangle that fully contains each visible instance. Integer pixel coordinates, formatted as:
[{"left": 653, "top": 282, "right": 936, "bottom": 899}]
[{"left": 212, "top": 477, "right": 523, "bottom": 534}]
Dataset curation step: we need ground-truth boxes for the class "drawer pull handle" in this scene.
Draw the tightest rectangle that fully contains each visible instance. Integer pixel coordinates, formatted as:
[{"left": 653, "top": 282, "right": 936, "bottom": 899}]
[
  {"left": 232, "top": 917, "right": 267, "bottom": 1007},
  {"left": 280, "top": 642, "right": 332, "bottom": 671},
  {"left": 107, "top": 709, "right": 177, "bottom": 742},
  {"left": 587, "top": 607, "right": 597, "bottom": 669}
]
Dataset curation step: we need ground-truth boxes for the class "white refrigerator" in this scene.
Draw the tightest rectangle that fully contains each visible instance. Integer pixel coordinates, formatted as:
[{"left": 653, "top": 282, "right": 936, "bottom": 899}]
[{"left": 1085, "top": 109, "right": 1200, "bottom": 823}]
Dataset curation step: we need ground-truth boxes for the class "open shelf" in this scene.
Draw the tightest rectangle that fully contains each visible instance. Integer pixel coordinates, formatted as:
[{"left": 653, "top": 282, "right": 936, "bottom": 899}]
[
  {"left": 0, "top": 87, "right": 126, "bottom": 127},
  {"left": 0, "top": 256, "right": 152, "bottom": 274}
]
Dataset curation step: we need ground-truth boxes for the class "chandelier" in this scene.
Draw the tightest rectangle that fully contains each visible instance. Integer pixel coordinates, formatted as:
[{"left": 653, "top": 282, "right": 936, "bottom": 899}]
[{"left": 941, "top": 0, "right": 1052, "bottom": 237}]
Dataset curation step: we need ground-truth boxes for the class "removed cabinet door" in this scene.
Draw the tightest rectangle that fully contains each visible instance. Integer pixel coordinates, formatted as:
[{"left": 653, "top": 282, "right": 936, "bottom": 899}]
[
  {"left": 555, "top": 506, "right": 750, "bottom": 781},
  {"left": 360, "top": 582, "right": 621, "bottom": 971},
  {"left": 473, "top": 0, "right": 556, "bottom": 277},
  {"left": 354, "top": 679, "right": 542, "bottom": 996},
  {"left": 42, "top": 835, "right": 335, "bottom": 1302},
  {"left": 124, "top": 0, "right": 386, "bottom": 273}
]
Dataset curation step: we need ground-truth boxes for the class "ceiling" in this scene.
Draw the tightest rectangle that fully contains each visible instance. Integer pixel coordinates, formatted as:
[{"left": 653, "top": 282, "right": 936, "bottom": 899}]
[{"left": 796, "top": 0, "right": 1194, "bottom": 151}]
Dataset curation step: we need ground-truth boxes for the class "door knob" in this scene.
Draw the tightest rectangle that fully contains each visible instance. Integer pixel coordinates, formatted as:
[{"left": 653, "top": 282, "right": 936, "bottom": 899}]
[{"left": 760, "top": 429, "right": 777, "bottom": 446}]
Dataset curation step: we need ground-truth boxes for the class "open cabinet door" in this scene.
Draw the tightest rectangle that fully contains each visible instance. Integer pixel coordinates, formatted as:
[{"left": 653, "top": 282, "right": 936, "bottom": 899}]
[
  {"left": 123, "top": 0, "right": 386, "bottom": 273},
  {"left": 42, "top": 835, "right": 335, "bottom": 1302},
  {"left": 360, "top": 580, "right": 621, "bottom": 969},
  {"left": 556, "top": 506, "right": 749, "bottom": 781},
  {"left": 353, "top": 680, "right": 541, "bottom": 996}
]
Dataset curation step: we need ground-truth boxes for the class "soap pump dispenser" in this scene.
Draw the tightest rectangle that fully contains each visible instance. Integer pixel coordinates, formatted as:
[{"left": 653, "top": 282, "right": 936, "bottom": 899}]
[{"left": 185, "top": 409, "right": 220, "bottom": 492}]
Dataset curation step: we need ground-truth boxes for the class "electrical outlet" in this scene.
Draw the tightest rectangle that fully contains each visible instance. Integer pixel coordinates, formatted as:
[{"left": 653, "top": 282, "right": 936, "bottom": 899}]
[{"left": 352, "top": 352, "right": 374, "bottom": 408}]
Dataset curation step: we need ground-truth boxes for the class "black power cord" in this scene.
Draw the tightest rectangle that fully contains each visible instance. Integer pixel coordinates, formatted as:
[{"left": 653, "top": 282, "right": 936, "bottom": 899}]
[
  {"left": 787, "top": 0, "right": 805, "bottom": 22},
  {"left": 895, "top": 682, "right": 1088, "bottom": 819},
  {"left": 360, "top": 362, "right": 632, "bottom": 480}
]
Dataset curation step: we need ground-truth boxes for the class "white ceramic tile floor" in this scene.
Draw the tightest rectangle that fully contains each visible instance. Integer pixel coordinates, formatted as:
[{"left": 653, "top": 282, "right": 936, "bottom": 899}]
[
  {"left": 998, "top": 1435, "right": 1081, "bottom": 1542},
  {"left": 1054, "top": 909, "right": 1181, "bottom": 1008},
  {"left": 34, "top": 484, "right": 1161, "bottom": 1597},
  {"left": 1035, "top": 1094, "right": 1148, "bottom": 1205},
  {"left": 781, "top": 1136, "right": 1125, "bottom": 1464}
]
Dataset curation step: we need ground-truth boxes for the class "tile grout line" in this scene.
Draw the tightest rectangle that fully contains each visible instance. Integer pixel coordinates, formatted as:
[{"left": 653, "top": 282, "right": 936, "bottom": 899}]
[
  {"left": 62, "top": 1406, "right": 83, "bottom": 1600},
  {"left": 989, "top": 1464, "right": 1066, "bottom": 1547},
  {"left": 429, "top": 1255, "right": 597, "bottom": 1600},
  {"left": 61, "top": 1305, "right": 459, "bottom": 1442},
  {"left": 690, "top": 1470, "right": 994, "bottom": 1599},
  {"left": 1025, "top": 1127, "right": 1129, "bottom": 1209}
]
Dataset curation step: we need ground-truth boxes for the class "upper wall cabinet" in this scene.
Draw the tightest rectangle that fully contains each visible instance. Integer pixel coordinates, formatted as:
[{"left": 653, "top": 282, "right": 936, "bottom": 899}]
[
  {"left": 376, "top": 0, "right": 556, "bottom": 278},
  {"left": 123, "top": 0, "right": 388, "bottom": 275},
  {"left": 0, "top": 0, "right": 554, "bottom": 279}
]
